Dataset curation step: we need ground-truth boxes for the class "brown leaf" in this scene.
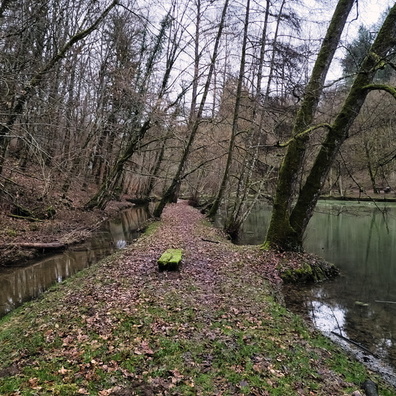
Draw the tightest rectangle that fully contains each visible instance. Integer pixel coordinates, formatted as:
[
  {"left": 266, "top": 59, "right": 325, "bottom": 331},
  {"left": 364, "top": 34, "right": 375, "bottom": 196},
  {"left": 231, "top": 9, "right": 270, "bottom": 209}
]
[
  {"left": 57, "top": 366, "right": 71, "bottom": 375},
  {"left": 134, "top": 340, "right": 154, "bottom": 355},
  {"left": 169, "top": 369, "right": 184, "bottom": 384},
  {"left": 28, "top": 377, "right": 42, "bottom": 390}
]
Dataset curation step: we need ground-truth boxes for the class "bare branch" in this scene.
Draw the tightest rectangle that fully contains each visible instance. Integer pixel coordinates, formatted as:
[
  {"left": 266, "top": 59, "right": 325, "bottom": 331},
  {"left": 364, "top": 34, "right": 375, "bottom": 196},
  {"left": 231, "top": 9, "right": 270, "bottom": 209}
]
[
  {"left": 0, "top": 0, "right": 119, "bottom": 173},
  {"left": 0, "top": 0, "right": 13, "bottom": 18}
]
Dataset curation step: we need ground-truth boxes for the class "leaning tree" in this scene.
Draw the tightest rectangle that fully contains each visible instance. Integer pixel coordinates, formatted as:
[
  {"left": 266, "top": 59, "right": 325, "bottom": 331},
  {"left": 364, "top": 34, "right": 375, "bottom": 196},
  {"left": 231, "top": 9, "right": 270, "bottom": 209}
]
[{"left": 264, "top": 0, "right": 396, "bottom": 251}]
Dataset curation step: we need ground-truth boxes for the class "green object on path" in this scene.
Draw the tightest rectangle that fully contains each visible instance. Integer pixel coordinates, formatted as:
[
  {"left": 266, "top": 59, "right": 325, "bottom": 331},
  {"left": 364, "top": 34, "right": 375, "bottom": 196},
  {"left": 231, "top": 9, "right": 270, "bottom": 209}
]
[{"left": 158, "top": 248, "right": 182, "bottom": 271}]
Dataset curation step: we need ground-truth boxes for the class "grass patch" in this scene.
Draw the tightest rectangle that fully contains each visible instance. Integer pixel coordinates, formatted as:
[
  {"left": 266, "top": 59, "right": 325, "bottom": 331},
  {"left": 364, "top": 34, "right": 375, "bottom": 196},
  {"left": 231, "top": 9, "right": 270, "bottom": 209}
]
[
  {"left": 143, "top": 220, "right": 160, "bottom": 236},
  {"left": 0, "top": 273, "right": 393, "bottom": 396}
]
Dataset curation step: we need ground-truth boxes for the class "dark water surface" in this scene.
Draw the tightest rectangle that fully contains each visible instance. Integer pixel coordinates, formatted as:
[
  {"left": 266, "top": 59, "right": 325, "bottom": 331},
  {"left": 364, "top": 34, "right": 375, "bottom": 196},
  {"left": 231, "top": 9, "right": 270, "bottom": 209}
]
[
  {"left": 0, "top": 206, "right": 150, "bottom": 318},
  {"left": 239, "top": 200, "right": 396, "bottom": 384}
]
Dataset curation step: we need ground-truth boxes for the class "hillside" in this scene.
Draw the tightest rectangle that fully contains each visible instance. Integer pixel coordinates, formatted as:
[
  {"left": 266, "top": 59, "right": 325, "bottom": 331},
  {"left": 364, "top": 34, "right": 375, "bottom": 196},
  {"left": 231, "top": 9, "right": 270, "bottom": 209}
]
[{"left": 0, "top": 163, "right": 132, "bottom": 266}]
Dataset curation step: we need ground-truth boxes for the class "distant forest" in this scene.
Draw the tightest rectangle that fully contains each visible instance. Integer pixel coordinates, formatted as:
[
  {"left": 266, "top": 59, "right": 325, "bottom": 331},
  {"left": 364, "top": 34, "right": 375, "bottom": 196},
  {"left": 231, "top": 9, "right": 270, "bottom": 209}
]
[{"left": 1, "top": 1, "right": 396, "bottom": 242}]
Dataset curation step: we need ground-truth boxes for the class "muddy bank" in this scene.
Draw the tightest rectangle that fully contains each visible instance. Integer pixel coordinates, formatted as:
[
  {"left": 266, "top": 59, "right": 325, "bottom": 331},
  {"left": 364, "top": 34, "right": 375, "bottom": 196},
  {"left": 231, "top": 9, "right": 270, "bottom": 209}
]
[{"left": 0, "top": 163, "right": 140, "bottom": 266}]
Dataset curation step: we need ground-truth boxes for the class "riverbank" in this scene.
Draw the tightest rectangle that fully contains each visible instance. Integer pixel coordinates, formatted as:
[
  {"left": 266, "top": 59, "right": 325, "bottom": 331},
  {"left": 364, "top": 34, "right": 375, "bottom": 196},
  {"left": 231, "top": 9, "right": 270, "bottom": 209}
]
[
  {"left": 0, "top": 169, "right": 134, "bottom": 266},
  {"left": 0, "top": 202, "right": 393, "bottom": 395}
]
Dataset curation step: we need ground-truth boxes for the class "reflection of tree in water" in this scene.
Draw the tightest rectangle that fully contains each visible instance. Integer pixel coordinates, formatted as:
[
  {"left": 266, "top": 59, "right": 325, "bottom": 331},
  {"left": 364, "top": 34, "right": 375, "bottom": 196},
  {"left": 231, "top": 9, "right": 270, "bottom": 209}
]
[
  {"left": 258, "top": 201, "right": 396, "bottom": 370},
  {"left": 343, "top": 303, "right": 396, "bottom": 365},
  {"left": 298, "top": 274, "right": 396, "bottom": 369},
  {"left": 0, "top": 206, "right": 150, "bottom": 318},
  {"left": 299, "top": 286, "right": 396, "bottom": 369},
  {"left": 314, "top": 202, "right": 393, "bottom": 219}
]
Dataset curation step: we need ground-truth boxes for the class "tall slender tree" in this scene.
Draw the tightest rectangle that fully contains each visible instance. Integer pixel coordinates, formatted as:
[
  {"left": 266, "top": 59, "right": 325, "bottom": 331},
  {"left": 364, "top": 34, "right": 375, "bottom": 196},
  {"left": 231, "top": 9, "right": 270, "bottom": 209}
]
[
  {"left": 153, "top": 0, "right": 230, "bottom": 217},
  {"left": 0, "top": 0, "right": 119, "bottom": 174},
  {"left": 208, "top": 0, "right": 250, "bottom": 219},
  {"left": 85, "top": 8, "right": 176, "bottom": 209}
]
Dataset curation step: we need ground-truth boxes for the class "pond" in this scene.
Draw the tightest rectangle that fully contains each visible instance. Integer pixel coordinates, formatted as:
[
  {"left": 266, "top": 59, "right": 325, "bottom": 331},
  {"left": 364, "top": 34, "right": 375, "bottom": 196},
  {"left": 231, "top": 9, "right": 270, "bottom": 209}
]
[
  {"left": 0, "top": 205, "right": 150, "bottom": 318},
  {"left": 238, "top": 200, "right": 396, "bottom": 385}
]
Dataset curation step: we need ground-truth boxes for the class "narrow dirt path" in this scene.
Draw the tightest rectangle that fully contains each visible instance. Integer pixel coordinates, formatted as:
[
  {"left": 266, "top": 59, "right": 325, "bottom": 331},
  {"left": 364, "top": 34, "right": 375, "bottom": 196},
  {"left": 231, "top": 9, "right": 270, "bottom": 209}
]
[{"left": 0, "top": 202, "right": 387, "bottom": 395}]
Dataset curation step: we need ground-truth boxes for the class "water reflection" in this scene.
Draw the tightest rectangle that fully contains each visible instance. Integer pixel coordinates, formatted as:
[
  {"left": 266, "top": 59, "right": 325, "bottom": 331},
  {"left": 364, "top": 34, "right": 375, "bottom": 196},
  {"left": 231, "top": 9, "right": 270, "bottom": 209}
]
[
  {"left": 309, "top": 299, "right": 346, "bottom": 334},
  {"left": 0, "top": 206, "right": 150, "bottom": 317},
  {"left": 240, "top": 200, "right": 396, "bottom": 378}
]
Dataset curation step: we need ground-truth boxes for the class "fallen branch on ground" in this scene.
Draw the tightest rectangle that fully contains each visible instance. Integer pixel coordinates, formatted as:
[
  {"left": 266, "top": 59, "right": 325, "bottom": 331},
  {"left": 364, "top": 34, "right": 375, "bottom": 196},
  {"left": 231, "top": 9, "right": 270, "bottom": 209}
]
[{"left": 7, "top": 214, "right": 43, "bottom": 222}]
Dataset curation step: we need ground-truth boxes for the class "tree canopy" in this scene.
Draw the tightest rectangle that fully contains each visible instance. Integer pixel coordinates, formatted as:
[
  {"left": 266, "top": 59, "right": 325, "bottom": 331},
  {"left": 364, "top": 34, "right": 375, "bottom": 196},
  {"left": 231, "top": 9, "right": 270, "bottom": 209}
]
[{"left": 1, "top": 0, "right": 396, "bottom": 251}]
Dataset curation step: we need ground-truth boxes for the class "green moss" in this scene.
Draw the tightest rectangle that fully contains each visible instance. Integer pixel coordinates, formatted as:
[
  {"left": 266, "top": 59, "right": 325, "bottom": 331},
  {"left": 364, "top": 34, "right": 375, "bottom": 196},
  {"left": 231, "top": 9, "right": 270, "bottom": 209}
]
[
  {"left": 281, "top": 262, "right": 313, "bottom": 283},
  {"left": 280, "top": 259, "right": 339, "bottom": 284},
  {"left": 46, "top": 205, "right": 56, "bottom": 218},
  {"left": 260, "top": 241, "right": 271, "bottom": 251},
  {"left": 158, "top": 248, "right": 183, "bottom": 271},
  {"left": 5, "top": 228, "right": 18, "bottom": 237},
  {"left": 144, "top": 221, "right": 160, "bottom": 236}
]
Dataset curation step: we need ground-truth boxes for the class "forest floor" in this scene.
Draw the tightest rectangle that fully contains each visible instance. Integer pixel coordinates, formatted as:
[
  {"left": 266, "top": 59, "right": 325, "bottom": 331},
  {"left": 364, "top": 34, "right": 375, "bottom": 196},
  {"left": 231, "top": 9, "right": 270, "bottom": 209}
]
[{"left": 0, "top": 201, "right": 394, "bottom": 395}]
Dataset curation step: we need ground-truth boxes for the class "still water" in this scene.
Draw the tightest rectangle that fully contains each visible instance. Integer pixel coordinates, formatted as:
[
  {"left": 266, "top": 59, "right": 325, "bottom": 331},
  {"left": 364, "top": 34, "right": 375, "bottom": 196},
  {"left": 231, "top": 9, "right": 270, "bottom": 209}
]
[
  {"left": 239, "top": 200, "right": 396, "bottom": 382},
  {"left": 0, "top": 206, "right": 149, "bottom": 318}
]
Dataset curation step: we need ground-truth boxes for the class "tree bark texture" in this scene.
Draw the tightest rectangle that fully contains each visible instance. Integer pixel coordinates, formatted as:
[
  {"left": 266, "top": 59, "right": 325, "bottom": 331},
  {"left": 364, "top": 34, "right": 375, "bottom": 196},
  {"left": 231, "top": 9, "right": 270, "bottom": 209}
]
[
  {"left": 289, "top": 3, "right": 396, "bottom": 245},
  {"left": 265, "top": 0, "right": 356, "bottom": 251},
  {"left": 265, "top": 1, "right": 396, "bottom": 251}
]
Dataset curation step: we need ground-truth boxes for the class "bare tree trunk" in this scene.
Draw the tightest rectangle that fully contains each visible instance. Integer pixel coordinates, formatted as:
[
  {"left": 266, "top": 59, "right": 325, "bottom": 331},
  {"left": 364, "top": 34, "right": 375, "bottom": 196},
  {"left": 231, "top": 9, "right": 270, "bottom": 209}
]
[
  {"left": 85, "top": 120, "right": 151, "bottom": 209},
  {"left": 364, "top": 141, "right": 379, "bottom": 193},
  {"left": 220, "top": 0, "right": 271, "bottom": 235},
  {"left": 153, "top": 0, "right": 230, "bottom": 218},
  {"left": 84, "top": 7, "right": 178, "bottom": 209},
  {"left": 190, "top": 0, "right": 201, "bottom": 122},
  {"left": 208, "top": 0, "right": 250, "bottom": 219},
  {"left": 0, "top": 0, "right": 119, "bottom": 174},
  {"left": 264, "top": 0, "right": 286, "bottom": 101}
]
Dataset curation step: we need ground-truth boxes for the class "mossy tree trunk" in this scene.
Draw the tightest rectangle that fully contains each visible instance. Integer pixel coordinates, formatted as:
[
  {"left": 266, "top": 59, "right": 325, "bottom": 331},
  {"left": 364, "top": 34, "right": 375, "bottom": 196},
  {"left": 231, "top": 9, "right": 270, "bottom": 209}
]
[
  {"left": 265, "top": 0, "right": 356, "bottom": 251},
  {"left": 265, "top": 1, "right": 396, "bottom": 251}
]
